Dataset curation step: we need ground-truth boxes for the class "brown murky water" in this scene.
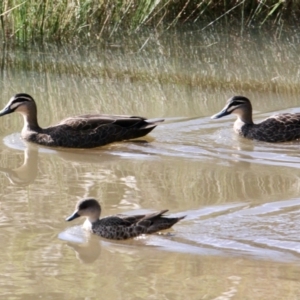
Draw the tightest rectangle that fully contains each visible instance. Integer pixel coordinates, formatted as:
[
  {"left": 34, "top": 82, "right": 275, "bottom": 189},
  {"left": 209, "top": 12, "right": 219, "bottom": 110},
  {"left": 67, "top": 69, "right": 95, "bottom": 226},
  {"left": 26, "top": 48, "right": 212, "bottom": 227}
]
[{"left": 1, "top": 28, "right": 300, "bottom": 299}]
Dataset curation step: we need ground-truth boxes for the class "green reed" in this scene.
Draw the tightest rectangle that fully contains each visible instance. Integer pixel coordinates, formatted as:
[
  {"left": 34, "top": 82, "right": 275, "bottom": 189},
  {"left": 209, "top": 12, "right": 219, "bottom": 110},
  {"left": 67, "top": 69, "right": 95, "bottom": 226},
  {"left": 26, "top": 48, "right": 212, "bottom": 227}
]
[{"left": 0, "top": 0, "right": 298, "bottom": 45}]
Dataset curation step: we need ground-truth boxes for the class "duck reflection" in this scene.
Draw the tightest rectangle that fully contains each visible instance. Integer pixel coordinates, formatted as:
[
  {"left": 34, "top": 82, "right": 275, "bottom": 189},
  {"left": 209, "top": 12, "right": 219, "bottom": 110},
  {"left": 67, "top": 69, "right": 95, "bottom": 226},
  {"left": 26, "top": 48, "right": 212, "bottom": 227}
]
[
  {"left": 0, "top": 144, "right": 39, "bottom": 186},
  {"left": 66, "top": 236, "right": 102, "bottom": 264},
  {"left": 66, "top": 234, "right": 161, "bottom": 264},
  {"left": 0, "top": 139, "right": 157, "bottom": 187}
]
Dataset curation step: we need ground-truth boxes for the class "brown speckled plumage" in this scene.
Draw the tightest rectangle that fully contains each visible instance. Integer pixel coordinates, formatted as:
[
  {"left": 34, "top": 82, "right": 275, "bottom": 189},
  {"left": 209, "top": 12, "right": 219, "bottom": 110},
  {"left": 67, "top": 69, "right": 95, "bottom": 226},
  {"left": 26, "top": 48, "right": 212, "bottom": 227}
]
[
  {"left": 211, "top": 96, "right": 300, "bottom": 142},
  {"left": 0, "top": 93, "right": 163, "bottom": 148},
  {"left": 66, "top": 198, "right": 185, "bottom": 240}
]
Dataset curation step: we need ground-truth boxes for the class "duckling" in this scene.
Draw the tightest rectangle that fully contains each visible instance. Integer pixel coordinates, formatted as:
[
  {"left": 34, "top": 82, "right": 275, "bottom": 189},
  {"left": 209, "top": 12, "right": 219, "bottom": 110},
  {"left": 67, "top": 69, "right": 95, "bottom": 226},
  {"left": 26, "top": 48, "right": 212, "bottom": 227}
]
[
  {"left": 66, "top": 198, "right": 185, "bottom": 240},
  {"left": 211, "top": 96, "right": 300, "bottom": 142},
  {"left": 0, "top": 93, "right": 164, "bottom": 148}
]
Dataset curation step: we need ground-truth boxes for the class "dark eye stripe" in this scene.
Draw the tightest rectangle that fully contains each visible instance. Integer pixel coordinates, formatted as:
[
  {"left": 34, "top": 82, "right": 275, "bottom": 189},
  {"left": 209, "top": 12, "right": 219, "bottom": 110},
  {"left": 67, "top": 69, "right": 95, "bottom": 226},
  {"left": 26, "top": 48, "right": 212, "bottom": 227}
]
[
  {"left": 13, "top": 99, "right": 30, "bottom": 103},
  {"left": 13, "top": 97, "right": 32, "bottom": 104},
  {"left": 229, "top": 100, "right": 245, "bottom": 107}
]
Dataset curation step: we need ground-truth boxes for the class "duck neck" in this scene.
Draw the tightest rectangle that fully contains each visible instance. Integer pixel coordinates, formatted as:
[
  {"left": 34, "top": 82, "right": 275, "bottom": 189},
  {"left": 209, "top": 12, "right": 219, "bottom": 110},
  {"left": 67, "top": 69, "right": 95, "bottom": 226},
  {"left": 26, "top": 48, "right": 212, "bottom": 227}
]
[
  {"left": 83, "top": 218, "right": 93, "bottom": 231},
  {"left": 88, "top": 215, "right": 100, "bottom": 224},
  {"left": 20, "top": 110, "right": 42, "bottom": 133},
  {"left": 235, "top": 106, "right": 254, "bottom": 125},
  {"left": 237, "top": 114, "right": 254, "bottom": 125}
]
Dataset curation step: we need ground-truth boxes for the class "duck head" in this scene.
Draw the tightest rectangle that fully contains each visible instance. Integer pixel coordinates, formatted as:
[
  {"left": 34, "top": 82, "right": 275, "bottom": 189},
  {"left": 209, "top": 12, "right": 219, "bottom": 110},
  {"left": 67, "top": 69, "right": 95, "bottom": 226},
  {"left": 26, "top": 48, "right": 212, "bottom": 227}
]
[
  {"left": 211, "top": 96, "right": 254, "bottom": 124},
  {"left": 66, "top": 198, "right": 102, "bottom": 223},
  {"left": 0, "top": 93, "right": 37, "bottom": 116}
]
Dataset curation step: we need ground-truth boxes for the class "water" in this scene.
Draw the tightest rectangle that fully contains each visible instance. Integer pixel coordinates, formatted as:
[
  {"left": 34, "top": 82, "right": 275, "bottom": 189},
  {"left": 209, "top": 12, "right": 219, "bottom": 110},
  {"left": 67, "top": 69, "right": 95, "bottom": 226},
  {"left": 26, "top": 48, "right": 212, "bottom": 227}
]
[{"left": 1, "top": 28, "right": 300, "bottom": 299}]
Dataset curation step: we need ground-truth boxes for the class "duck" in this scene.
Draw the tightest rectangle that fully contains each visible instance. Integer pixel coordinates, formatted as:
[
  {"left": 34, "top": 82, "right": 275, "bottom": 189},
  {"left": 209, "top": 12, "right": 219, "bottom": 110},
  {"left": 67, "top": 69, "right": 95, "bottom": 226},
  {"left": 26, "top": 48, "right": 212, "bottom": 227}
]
[
  {"left": 0, "top": 93, "right": 164, "bottom": 148},
  {"left": 211, "top": 95, "right": 300, "bottom": 142},
  {"left": 66, "top": 198, "right": 185, "bottom": 240}
]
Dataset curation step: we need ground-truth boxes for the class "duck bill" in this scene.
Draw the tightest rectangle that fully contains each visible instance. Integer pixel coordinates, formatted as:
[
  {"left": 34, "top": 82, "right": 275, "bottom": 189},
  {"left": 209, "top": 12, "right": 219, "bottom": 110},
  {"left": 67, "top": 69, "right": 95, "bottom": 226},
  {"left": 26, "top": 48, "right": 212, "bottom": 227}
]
[
  {"left": 0, "top": 105, "right": 13, "bottom": 116},
  {"left": 211, "top": 108, "right": 230, "bottom": 119},
  {"left": 66, "top": 211, "right": 80, "bottom": 221}
]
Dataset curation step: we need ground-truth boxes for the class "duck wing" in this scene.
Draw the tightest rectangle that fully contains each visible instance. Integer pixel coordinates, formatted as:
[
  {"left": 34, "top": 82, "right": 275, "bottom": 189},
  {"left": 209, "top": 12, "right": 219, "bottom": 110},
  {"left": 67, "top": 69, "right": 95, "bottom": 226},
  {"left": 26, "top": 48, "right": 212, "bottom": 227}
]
[
  {"left": 99, "top": 216, "right": 132, "bottom": 227},
  {"left": 136, "top": 210, "right": 169, "bottom": 227},
  {"left": 268, "top": 113, "right": 300, "bottom": 124},
  {"left": 38, "top": 114, "right": 163, "bottom": 148},
  {"left": 136, "top": 210, "right": 185, "bottom": 234},
  {"left": 245, "top": 113, "right": 300, "bottom": 142},
  {"left": 59, "top": 114, "right": 160, "bottom": 131},
  {"left": 117, "top": 214, "right": 146, "bottom": 224}
]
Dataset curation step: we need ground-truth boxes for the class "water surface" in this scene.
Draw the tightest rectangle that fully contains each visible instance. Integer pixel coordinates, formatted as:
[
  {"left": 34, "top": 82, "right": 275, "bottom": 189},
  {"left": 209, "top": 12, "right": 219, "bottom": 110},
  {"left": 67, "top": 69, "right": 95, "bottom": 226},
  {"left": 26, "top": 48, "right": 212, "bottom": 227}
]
[{"left": 1, "top": 28, "right": 300, "bottom": 299}]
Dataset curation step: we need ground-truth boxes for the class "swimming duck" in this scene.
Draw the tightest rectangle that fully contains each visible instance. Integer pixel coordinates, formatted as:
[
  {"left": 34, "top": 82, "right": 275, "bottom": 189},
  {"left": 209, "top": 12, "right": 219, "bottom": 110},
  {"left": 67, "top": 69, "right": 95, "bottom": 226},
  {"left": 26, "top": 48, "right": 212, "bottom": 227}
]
[
  {"left": 211, "top": 96, "right": 300, "bottom": 142},
  {"left": 66, "top": 198, "right": 185, "bottom": 240},
  {"left": 0, "top": 93, "right": 164, "bottom": 148}
]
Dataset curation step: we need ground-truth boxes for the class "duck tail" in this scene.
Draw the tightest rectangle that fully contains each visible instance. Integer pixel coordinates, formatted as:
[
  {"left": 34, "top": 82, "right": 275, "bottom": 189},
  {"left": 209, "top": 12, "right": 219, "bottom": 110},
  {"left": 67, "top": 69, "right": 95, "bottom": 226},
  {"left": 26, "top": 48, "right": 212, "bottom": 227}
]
[
  {"left": 145, "top": 213, "right": 185, "bottom": 234},
  {"left": 141, "top": 118, "right": 164, "bottom": 129}
]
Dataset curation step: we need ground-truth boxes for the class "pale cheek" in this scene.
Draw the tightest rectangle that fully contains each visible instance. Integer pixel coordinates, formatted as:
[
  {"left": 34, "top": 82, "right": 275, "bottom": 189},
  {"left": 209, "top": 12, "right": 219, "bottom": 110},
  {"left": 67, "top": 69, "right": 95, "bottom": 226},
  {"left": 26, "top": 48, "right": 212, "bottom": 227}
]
[
  {"left": 15, "top": 106, "right": 28, "bottom": 114},
  {"left": 10, "top": 103, "right": 20, "bottom": 110},
  {"left": 227, "top": 106, "right": 241, "bottom": 114}
]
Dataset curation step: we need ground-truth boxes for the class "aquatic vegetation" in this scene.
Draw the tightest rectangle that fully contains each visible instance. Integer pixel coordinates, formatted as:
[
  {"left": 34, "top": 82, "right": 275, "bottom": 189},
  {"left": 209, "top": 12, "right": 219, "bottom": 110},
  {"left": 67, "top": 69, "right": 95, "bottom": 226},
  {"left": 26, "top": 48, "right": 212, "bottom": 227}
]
[{"left": 0, "top": 0, "right": 299, "bottom": 45}]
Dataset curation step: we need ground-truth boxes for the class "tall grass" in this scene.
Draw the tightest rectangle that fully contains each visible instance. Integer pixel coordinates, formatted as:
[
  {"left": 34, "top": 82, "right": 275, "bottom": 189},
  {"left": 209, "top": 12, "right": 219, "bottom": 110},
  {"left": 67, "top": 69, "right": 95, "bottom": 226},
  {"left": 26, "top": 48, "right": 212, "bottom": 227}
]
[{"left": 0, "top": 0, "right": 299, "bottom": 45}]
